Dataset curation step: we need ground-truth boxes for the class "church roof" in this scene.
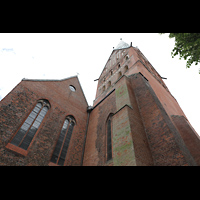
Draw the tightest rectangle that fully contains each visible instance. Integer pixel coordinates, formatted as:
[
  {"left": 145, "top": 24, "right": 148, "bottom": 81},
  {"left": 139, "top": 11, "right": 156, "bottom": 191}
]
[
  {"left": 114, "top": 39, "right": 130, "bottom": 50},
  {"left": 22, "top": 75, "right": 77, "bottom": 82}
]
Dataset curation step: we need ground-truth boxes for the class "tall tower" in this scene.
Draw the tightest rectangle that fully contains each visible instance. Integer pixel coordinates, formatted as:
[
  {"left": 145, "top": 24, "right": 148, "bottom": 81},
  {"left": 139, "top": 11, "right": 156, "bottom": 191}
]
[{"left": 83, "top": 39, "right": 200, "bottom": 166}]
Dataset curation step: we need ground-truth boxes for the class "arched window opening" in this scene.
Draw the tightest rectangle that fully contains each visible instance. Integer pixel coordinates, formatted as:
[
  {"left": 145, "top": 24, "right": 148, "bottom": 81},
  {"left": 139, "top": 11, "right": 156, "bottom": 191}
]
[
  {"left": 10, "top": 99, "right": 50, "bottom": 150},
  {"left": 107, "top": 81, "right": 111, "bottom": 88},
  {"left": 118, "top": 63, "right": 121, "bottom": 69},
  {"left": 110, "top": 70, "right": 113, "bottom": 76},
  {"left": 124, "top": 65, "right": 128, "bottom": 73},
  {"left": 118, "top": 71, "right": 122, "bottom": 79},
  {"left": 106, "top": 114, "right": 113, "bottom": 161},
  {"left": 50, "top": 115, "right": 76, "bottom": 166},
  {"left": 125, "top": 55, "right": 129, "bottom": 60},
  {"left": 102, "top": 85, "right": 106, "bottom": 92}
]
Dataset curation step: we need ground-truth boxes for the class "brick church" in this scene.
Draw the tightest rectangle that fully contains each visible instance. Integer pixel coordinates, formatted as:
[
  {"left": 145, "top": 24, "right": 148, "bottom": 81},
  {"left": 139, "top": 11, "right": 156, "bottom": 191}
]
[{"left": 1, "top": 39, "right": 200, "bottom": 166}]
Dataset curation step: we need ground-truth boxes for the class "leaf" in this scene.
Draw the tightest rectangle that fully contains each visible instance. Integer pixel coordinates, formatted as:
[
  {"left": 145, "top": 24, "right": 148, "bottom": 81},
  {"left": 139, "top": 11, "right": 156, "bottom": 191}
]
[{"left": 160, "top": 33, "right": 200, "bottom": 70}]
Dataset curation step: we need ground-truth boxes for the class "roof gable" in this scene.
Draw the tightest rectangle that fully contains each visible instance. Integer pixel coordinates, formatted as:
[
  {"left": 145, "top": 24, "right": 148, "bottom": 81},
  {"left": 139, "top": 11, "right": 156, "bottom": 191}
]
[
  {"left": 21, "top": 75, "right": 88, "bottom": 107},
  {"left": 22, "top": 75, "right": 77, "bottom": 82}
]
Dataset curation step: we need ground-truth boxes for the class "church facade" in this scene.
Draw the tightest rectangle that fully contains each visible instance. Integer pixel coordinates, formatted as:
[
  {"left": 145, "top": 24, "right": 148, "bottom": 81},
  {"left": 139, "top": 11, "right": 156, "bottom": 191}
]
[{"left": 0, "top": 40, "right": 200, "bottom": 166}]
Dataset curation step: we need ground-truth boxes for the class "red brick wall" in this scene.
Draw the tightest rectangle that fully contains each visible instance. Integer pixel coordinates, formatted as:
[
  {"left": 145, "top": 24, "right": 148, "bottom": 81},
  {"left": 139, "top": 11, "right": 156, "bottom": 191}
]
[
  {"left": 1, "top": 44, "right": 199, "bottom": 166},
  {"left": 83, "top": 91, "right": 116, "bottom": 166},
  {"left": 130, "top": 73, "right": 196, "bottom": 166},
  {"left": 0, "top": 77, "right": 88, "bottom": 166},
  {"left": 84, "top": 72, "right": 199, "bottom": 166},
  {"left": 172, "top": 115, "right": 200, "bottom": 165},
  {"left": 112, "top": 75, "right": 154, "bottom": 166}
]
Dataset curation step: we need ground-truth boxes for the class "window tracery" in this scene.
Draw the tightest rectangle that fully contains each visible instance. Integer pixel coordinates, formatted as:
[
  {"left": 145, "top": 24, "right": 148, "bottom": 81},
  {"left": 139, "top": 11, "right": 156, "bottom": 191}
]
[
  {"left": 10, "top": 99, "right": 50, "bottom": 150},
  {"left": 50, "top": 115, "right": 76, "bottom": 166}
]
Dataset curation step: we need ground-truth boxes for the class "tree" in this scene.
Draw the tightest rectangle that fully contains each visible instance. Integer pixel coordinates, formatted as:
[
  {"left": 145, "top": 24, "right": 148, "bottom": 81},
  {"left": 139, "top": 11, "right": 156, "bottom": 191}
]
[{"left": 160, "top": 33, "right": 200, "bottom": 69}]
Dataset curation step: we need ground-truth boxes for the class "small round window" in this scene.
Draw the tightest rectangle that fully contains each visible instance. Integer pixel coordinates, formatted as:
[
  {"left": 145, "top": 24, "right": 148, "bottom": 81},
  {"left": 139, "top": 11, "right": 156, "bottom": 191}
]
[{"left": 69, "top": 85, "right": 76, "bottom": 92}]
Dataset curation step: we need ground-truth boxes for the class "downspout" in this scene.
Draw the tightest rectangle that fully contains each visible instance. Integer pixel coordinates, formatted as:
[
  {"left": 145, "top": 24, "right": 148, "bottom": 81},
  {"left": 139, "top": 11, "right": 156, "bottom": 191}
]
[{"left": 81, "top": 106, "right": 93, "bottom": 166}]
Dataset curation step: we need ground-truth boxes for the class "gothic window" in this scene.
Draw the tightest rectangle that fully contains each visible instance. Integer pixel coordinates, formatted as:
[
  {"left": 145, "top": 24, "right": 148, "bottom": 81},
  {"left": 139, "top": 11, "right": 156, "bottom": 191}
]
[
  {"left": 50, "top": 116, "right": 76, "bottom": 166},
  {"left": 110, "top": 70, "right": 113, "bottom": 75},
  {"left": 106, "top": 114, "right": 113, "bottom": 161},
  {"left": 124, "top": 65, "right": 128, "bottom": 73},
  {"left": 107, "top": 81, "right": 111, "bottom": 88},
  {"left": 118, "top": 71, "right": 122, "bottom": 79},
  {"left": 125, "top": 55, "right": 129, "bottom": 60},
  {"left": 118, "top": 63, "right": 121, "bottom": 69},
  {"left": 10, "top": 99, "right": 50, "bottom": 150},
  {"left": 102, "top": 85, "right": 106, "bottom": 92}
]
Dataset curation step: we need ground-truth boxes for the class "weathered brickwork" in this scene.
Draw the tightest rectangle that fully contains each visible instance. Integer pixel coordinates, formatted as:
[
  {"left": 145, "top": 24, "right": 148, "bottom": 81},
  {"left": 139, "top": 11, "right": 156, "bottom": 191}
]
[
  {"left": 1, "top": 41, "right": 200, "bottom": 166},
  {"left": 0, "top": 77, "right": 88, "bottom": 166},
  {"left": 111, "top": 75, "right": 154, "bottom": 166},
  {"left": 130, "top": 73, "right": 196, "bottom": 166},
  {"left": 172, "top": 115, "right": 200, "bottom": 165},
  {"left": 112, "top": 105, "right": 136, "bottom": 166},
  {"left": 83, "top": 91, "right": 116, "bottom": 166}
]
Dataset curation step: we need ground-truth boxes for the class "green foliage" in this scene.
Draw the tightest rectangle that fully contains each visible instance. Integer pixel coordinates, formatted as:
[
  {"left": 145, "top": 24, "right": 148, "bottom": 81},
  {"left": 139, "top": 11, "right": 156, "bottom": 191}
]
[{"left": 160, "top": 33, "right": 200, "bottom": 69}]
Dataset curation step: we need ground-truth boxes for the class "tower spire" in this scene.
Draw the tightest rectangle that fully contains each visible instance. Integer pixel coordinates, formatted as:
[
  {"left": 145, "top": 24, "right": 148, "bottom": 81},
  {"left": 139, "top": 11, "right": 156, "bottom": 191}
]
[{"left": 114, "top": 39, "right": 130, "bottom": 50}]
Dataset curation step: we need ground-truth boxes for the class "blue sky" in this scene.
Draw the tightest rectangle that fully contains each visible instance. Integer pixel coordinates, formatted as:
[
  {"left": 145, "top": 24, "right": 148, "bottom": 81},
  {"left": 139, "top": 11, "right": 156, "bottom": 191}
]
[{"left": 0, "top": 33, "right": 200, "bottom": 135}]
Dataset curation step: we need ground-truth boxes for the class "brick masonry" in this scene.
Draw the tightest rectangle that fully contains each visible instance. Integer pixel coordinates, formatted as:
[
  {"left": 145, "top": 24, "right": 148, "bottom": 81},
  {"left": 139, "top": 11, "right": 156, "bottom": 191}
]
[
  {"left": 172, "top": 115, "right": 200, "bottom": 165},
  {"left": 84, "top": 70, "right": 199, "bottom": 166},
  {"left": 130, "top": 73, "right": 196, "bottom": 166},
  {"left": 112, "top": 105, "right": 136, "bottom": 166},
  {"left": 1, "top": 43, "right": 200, "bottom": 166},
  {"left": 111, "top": 75, "right": 154, "bottom": 166},
  {"left": 0, "top": 77, "right": 88, "bottom": 166},
  {"left": 83, "top": 91, "right": 116, "bottom": 166}
]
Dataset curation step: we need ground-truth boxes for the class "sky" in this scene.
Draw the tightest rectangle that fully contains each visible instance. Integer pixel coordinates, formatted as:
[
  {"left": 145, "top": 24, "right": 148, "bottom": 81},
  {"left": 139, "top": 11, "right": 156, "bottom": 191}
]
[{"left": 0, "top": 33, "right": 200, "bottom": 135}]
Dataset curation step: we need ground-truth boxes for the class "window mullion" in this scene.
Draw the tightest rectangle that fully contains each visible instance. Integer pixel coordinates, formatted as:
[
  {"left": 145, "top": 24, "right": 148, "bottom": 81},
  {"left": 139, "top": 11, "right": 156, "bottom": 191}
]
[
  {"left": 56, "top": 119, "right": 71, "bottom": 165},
  {"left": 18, "top": 104, "right": 43, "bottom": 147}
]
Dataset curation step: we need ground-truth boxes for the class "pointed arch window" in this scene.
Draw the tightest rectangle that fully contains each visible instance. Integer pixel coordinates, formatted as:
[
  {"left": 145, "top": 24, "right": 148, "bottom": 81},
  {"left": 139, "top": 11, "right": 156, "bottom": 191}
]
[
  {"left": 124, "top": 65, "right": 128, "bottom": 73},
  {"left": 118, "top": 71, "right": 122, "bottom": 79},
  {"left": 107, "top": 81, "right": 111, "bottom": 88},
  {"left": 110, "top": 69, "right": 113, "bottom": 75},
  {"left": 102, "top": 85, "right": 106, "bottom": 92},
  {"left": 106, "top": 114, "right": 113, "bottom": 161},
  {"left": 50, "top": 116, "right": 76, "bottom": 166},
  {"left": 10, "top": 99, "right": 50, "bottom": 150}
]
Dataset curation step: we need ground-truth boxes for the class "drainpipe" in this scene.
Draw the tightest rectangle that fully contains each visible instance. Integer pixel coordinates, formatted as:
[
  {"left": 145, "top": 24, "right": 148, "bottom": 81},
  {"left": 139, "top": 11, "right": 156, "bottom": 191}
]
[{"left": 81, "top": 106, "right": 93, "bottom": 166}]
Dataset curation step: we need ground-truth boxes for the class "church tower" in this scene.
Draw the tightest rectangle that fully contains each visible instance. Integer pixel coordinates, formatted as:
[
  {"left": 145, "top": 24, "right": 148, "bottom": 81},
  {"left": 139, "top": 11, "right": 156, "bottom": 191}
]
[
  {"left": 83, "top": 39, "right": 200, "bottom": 166},
  {"left": 0, "top": 39, "right": 200, "bottom": 166}
]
